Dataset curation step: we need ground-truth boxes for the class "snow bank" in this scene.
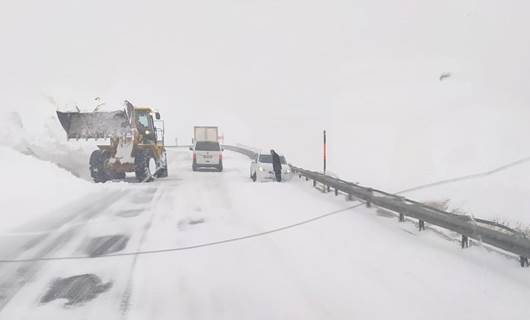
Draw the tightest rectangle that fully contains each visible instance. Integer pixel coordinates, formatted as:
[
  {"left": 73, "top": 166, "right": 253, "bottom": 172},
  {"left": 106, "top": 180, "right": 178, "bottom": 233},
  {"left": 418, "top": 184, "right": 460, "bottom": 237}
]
[
  {"left": 0, "top": 111, "right": 97, "bottom": 180},
  {"left": 0, "top": 146, "right": 96, "bottom": 234}
]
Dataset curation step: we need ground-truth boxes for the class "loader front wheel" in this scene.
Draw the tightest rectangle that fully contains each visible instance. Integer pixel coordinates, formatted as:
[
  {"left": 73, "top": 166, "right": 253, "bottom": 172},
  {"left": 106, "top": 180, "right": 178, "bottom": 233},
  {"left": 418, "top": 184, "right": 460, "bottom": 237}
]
[
  {"left": 156, "top": 151, "right": 168, "bottom": 178},
  {"left": 89, "top": 150, "right": 111, "bottom": 183},
  {"left": 113, "top": 172, "right": 126, "bottom": 180},
  {"left": 135, "top": 150, "right": 156, "bottom": 182},
  {"left": 157, "top": 167, "right": 168, "bottom": 178}
]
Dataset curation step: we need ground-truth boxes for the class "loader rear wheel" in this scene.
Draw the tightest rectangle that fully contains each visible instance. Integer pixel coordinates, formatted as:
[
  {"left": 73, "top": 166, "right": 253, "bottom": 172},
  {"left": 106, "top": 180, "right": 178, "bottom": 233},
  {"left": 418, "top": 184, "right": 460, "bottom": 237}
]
[
  {"left": 135, "top": 150, "right": 156, "bottom": 182},
  {"left": 89, "top": 150, "right": 111, "bottom": 183}
]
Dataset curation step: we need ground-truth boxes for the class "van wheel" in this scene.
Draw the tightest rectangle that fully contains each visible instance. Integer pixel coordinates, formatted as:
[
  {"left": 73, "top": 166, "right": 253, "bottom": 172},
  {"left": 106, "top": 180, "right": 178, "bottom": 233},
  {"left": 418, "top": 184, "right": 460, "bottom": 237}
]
[
  {"left": 217, "top": 161, "right": 223, "bottom": 172},
  {"left": 251, "top": 173, "right": 257, "bottom": 182}
]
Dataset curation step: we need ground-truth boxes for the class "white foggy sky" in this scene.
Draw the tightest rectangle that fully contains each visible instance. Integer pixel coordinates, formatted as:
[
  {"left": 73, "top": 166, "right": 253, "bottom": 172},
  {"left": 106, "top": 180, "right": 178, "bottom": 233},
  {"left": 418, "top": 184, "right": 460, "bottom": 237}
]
[{"left": 1, "top": 0, "right": 529, "bottom": 190}]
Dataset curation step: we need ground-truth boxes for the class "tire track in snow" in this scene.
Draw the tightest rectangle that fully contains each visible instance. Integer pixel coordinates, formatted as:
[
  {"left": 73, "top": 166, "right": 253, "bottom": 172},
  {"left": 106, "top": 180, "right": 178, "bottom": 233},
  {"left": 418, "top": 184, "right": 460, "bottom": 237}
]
[
  {"left": 227, "top": 187, "right": 334, "bottom": 319},
  {"left": 0, "top": 190, "right": 128, "bottom": 312},
  {"left": 119, "top": 187, "right": 164, "bottom": 318}
]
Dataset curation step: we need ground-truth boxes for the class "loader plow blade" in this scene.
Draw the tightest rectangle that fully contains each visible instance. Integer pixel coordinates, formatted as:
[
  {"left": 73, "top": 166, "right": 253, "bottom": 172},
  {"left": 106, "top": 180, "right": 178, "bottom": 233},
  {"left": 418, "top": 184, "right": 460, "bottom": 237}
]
[{"left": 56, "top": 110, "right": 132, "bottom": 139}]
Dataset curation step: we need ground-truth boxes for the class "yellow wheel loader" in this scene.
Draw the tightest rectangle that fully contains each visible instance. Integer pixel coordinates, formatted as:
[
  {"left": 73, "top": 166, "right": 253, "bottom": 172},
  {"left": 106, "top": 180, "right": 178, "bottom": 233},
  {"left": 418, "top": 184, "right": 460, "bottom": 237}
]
[{"left": 56, "top": 100, "right": 168, "bottom": 183}]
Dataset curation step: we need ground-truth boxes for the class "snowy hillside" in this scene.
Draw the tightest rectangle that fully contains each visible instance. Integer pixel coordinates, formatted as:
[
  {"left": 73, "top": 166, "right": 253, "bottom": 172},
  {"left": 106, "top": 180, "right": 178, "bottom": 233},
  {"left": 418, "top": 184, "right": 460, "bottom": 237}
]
[{"left": 405, "top": 157, "right": 530, "bottom": 228}]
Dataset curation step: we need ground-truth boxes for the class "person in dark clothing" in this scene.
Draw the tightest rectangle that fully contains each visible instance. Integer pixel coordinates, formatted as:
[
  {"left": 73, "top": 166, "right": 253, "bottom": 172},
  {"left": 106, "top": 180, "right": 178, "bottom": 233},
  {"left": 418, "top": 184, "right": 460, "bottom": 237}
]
[{"left": 270, "top": 149, "right": 282, "bottom": 182}]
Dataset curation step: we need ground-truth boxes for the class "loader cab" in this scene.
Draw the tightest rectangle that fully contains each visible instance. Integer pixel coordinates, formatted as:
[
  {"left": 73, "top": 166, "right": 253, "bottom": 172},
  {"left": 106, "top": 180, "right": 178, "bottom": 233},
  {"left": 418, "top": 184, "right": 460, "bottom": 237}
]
[{"left": 134, "top": 110, "right": 157, "bottom": 144}]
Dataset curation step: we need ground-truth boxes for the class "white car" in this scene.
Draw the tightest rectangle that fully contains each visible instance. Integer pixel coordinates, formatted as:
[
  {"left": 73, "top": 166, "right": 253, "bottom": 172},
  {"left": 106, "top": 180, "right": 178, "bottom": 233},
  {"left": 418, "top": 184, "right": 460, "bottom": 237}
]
[
  {"left": 249, "top": 153, "right": 292, "bottom": 182},
  {"left": 191, "top": 141, "right": 223, "bottom": 172}
]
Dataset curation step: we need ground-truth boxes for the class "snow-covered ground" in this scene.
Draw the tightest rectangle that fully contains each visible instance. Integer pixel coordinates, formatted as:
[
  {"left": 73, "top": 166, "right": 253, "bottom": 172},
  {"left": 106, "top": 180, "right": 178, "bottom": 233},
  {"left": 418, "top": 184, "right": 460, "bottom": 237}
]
[
  {"left": 0, "top": 146, "right": 97, "bottom": 234},
  {"left": 0, "top": 112, "right": 122, "bottom": 234},
  {"left": 0, "top": 150, "right": 529, "bottom": 319},
  {"left": 2, "top": 0, "right": 530, "bottom": 236},
  {"left": 404, "top": 158, "right": 530, "bottom": 228},
  {"left": 1, "top": 1, "right": 529, "bottom": 318}
]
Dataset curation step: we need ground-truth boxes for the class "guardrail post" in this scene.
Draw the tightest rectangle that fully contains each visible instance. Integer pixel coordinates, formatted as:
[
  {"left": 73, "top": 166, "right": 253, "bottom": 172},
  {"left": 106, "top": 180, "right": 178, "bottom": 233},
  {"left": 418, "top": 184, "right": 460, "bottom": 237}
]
[
  {"left": 326, "top": 185, "right": 331, "bottom": 193},
  {"left": 419, "top": 220, "right": 425, "bottom": 231},
  {"left": 347, "top": 194, "right": 354, "bottom": 201},
  {"left": 461, "top": 235, "right": 469, "bottom": 248},
  {"left": 399, "top": 213, "right": 405, "bottom": 222},
  {"left": 520, "top": 256, "right": 529, "bottom": 268},
  {"left": 313, "top": 180, "right": 317, "bottom": 187},
  {"left": 334, "top": 188, "right": 338, "bottom": 196},
  {"left": 305, "top": 176, "right": 309, "bottom": 181}
]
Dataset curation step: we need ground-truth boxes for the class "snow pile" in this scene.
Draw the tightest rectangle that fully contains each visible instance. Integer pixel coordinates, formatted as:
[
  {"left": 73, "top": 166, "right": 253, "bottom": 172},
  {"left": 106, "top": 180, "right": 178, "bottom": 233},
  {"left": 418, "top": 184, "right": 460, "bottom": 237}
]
[
  {"left": 0, "top": 112, "right": 28, "bottom": 153},
  {"left": 0, "top": 146, "right": 96, "bottom": 234},
  {"left": 0, "top": 110, "right": 111, "bottom": 234},
  {"left": 0, "top": 111, "right": 97, "bottom": 180}
]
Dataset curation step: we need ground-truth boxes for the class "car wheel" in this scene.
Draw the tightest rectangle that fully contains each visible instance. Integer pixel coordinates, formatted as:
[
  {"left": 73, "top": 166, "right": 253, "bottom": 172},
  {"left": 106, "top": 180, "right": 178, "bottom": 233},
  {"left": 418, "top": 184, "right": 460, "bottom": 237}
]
[{"left": 251, "top": 172, "right": 256, "bottom": 182}]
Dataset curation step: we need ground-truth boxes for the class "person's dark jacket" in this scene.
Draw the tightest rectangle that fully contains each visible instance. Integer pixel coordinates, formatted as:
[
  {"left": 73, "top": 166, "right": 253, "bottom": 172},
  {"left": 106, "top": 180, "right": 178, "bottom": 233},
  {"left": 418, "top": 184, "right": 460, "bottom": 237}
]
[{"left": 271, "top": 150, "right": 281, "bottom": 173}]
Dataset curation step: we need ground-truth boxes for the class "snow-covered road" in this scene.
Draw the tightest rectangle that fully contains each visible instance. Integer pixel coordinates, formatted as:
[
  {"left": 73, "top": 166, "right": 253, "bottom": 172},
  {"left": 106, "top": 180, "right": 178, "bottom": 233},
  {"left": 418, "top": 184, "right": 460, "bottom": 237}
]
[{"left": 1, "top": 150, "right": 530, "bottom": 319}]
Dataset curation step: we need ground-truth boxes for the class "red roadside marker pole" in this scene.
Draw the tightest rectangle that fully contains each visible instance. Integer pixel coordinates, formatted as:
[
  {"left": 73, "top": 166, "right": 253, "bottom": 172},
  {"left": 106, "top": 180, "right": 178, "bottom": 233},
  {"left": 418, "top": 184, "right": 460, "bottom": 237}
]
[{"left": 323, "top": 130, "right": 327, "bottom": 175}]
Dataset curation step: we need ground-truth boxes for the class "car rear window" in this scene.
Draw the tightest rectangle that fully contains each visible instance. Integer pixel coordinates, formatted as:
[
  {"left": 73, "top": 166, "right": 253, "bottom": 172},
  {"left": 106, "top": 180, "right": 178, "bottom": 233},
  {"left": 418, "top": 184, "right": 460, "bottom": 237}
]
[
  {"left": 259, "top": 154, "right": 287, "bottom": 164},
  {"left": 195, "top": 141, "right": 221, "bottom": 151}
]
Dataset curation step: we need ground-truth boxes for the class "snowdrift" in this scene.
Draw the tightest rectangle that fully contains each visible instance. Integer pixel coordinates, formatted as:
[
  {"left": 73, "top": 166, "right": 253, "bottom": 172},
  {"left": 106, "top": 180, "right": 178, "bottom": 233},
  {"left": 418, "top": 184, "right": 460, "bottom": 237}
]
[
  {"left": 0, "top": 110, "right": 107, "bottom": 233},
  {"left": 0, "top": 111, "right": 96, "bottom": 180},
  {"left": 0, "top": 146, "right": 96, "bottom": 234}
]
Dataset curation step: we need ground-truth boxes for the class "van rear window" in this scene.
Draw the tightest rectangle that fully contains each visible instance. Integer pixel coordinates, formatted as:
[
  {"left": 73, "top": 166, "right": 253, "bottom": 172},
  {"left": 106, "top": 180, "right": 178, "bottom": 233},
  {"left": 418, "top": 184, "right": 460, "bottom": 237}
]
[{"left": 195, "top": 141, "right": 221, "bottom": 151}]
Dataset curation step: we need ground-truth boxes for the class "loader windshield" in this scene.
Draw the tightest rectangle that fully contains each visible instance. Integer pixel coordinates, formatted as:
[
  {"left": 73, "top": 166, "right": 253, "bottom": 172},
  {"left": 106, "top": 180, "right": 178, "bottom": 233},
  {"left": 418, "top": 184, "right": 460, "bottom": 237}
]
[
  {"left": 136, "top": 113, "right": 151, "bottom": 129},
  {"left": 135, "top": 111, "right": 156, "bottom": 143}
]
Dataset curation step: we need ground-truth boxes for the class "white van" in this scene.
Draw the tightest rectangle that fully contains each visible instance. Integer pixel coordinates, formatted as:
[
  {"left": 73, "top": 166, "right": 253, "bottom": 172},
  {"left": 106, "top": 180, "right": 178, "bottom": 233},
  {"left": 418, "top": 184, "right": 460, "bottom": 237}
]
[{"left": 191, "top": 141, "right": 223, "bottom": 172}]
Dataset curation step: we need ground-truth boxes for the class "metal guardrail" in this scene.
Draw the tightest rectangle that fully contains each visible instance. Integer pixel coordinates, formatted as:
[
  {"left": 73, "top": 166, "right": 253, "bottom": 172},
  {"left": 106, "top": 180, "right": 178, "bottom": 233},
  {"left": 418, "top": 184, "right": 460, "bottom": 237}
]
[
  {"left": 222, "top": 145, "right": 257, "bottom": 159},
  {"left": 222, "top": 145, "right": 530, "bottom": 268},
  {"left": 290, "top": 165, "right": 530, "bottom": 268}
]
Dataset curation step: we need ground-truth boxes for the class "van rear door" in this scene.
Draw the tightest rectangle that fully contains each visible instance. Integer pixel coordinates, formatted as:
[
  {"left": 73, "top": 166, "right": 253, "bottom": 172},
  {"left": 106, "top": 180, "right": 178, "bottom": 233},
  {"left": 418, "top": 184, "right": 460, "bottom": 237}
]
[{"left": 195, "top": 141, "right": 221, "bottom": 165}]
